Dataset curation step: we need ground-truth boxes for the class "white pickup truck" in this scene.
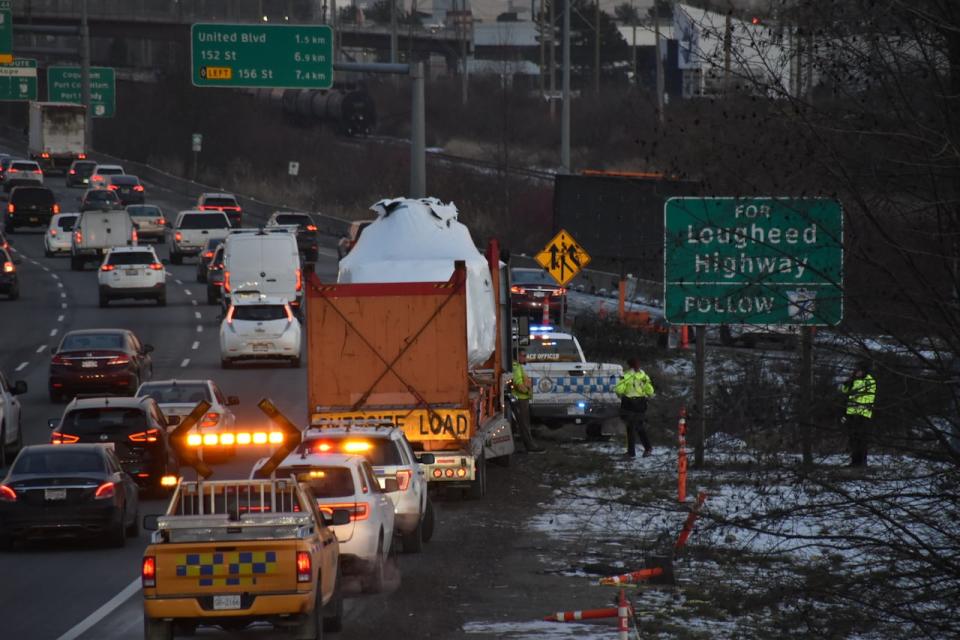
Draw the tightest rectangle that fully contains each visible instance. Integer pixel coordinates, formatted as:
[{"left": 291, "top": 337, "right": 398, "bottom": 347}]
[
  {"left": 167, "top": 210, "right": 231, "bottom": 264},
  {"left": 521, "top": 331, "right": 623, "bottom": 438}
]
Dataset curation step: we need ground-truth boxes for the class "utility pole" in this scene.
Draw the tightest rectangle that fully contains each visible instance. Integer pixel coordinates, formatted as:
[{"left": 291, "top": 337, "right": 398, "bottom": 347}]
[
  {"left": 539, "top": 0, "right": 545, "bottom": 95},
  {"left": 331, "top": 0, "right": 339, "bottom": 61},
  {"left": 561, "top": 0, "right": 570, "bottom": 172},
  {"left": 390, "top": 0, "right": 398, "bottom": 64},
  {"left": 549, "top": 0, "right": 556, "bottom": 120},
  {"left": 723, "top": 11, "right": 732, "bottom": 92},
  {"left": 631, "top": 0, "right": 637, "bottom": 86},
  {"left": 460, "top": 0, "right": 469, "bottom": 104},
  {"left": 593, "top": 0, "right": 600, "bottom": 95},
  {"left": 80, "top": 0, "right": 92, "bottom": 149},
  {"left": 655, "top": 14, "right": 664, "bottom": 125},
  {"left": 410, "top": 61, "right": 425, "bottom": 197}
]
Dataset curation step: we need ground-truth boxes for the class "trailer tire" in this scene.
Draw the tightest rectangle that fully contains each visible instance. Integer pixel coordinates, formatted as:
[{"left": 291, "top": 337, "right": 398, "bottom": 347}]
[
  {"left": 144, "top": 616, "right": 173, "bottom": 640},
  {"left": 466, "top": 453, "right": 486, "bottom": 500},
  {"left": 421, "top": 497, "right": 435, "bottom": 542}
]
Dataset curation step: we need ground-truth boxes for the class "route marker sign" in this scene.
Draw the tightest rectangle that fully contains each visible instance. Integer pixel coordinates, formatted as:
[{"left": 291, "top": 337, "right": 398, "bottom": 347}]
[
  {"left": 47, "top": 66, "right": 116, "bottom": 118},
  {"left": 536, "top": 229, "right": 591, "bottom": 287},
  {"left": 0, "top": 58, "right": 38, "bottom": 101},
  {"left": 0, "top": 1, "right": 12, "bottom": 65},
  {"left": 663, "top": 197, "right": 843, "bottom": 326},
  {"left": 191, "top": 23, "right": 333, "bottom": 89}
]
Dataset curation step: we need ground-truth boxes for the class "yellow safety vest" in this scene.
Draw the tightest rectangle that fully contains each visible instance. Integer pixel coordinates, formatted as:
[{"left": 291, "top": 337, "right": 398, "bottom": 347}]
[
  {"left": 512, "top": 362, "right": 531, "bottom": 400},
  {"left": 842, "top": 374, "right": 876, "bottom": 419},
  {"left": 615, "top": 369, "right": 654, "bottom": 399}
]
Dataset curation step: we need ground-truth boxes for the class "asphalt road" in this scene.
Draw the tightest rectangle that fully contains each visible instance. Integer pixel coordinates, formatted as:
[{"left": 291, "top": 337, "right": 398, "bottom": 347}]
[{"left": 0, "top": 155, "right": 562, "bottom": 640}]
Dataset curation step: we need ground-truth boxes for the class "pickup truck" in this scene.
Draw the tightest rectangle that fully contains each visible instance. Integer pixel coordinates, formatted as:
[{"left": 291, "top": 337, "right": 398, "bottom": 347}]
[
  {"left": 167, "top": 210, "right": 231, "bottom": 264},
  {"left": 520, "top": 331, "right": 623, "bottom": 438},
  {"left": 70, "top": 210, "right": 137, "bottom": 271},
  {"left": 142, "top": 478, "right": 349, "bottom": 640}
]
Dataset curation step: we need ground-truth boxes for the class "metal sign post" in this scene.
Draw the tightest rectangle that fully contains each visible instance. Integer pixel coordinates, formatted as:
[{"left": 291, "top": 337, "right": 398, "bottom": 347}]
[{"left": 191, "top": 133, "right": 202, "bottom": 182}]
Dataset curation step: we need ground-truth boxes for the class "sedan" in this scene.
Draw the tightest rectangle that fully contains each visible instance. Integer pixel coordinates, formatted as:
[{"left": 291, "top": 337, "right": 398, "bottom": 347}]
[
  {"left": 49, "top": 329, "right": 154, "bottom": 402},
  {"left": 205, "top": 244, "right": 225, "bottom": 305},
  {"left": 79, "top": 188, "right": 122, "bottom": 212},
  {"left": 0, "top": 372, "right": 26, "bottom": 464},
  {"left": 510, "top": 267, "right": 567, "bottom": 324},
  {"left": 0, "top": 247, "right": 20, "bottom": 300},
  {"left": 126, "top": 204, "right": 165, "bottom": 242},
  {"left": 0, "top": 444, "right": 140, "bottom": 548},
  {"left": 195, "top": 237, "right": 224, "bottom": 283},
  {"left": 107, "top": 175, "right": 145, "bottom": 206},
  {"left": 135, "top": 379, "right": 238, "bottom": 432}
]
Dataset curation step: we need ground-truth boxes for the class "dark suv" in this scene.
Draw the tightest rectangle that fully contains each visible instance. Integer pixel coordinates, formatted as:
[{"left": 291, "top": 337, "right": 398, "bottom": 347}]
[
  {"left": 66, "top": 160, "right": 97, "bottom": 188},
  {"left": 80, "top": 188, "right": 122, "bottom": 212},
  {"left": 48, "top": 396, "right": 178, "bottom": 494},
  {"left": 6, "top": 186, "right": 59, "bottom": 232},
  {"left": 269, "top": 212, "right": 319, "bottom": 262}
]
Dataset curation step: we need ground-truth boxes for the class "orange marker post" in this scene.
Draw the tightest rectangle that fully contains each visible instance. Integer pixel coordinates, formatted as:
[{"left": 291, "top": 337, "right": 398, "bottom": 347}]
[
  {"left": 617, "top": 588, "right": 630, "bottom": 640},
  {"left": 678, "top": 407, "right": 688, "bottom": 503},
  {"left": 544, "top": 607, "right": 619, "bottom": 622},
  {"left": 600, "top": 566, "right": 664, "bottom": 586},
  {"left": 675, "top": 490, "right": 708, "bottom": 551}
]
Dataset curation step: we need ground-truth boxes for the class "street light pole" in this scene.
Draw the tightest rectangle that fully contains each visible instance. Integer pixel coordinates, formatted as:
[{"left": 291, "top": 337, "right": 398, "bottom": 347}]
[
  {"left": 560, "top": 0, "right": 570, "bottom": 172},
  {"left": 80, "top": 0, "right": 92, "bottom": 149}
]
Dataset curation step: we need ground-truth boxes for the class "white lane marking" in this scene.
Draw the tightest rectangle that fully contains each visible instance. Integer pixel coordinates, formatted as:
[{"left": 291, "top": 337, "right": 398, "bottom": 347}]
[
  {"left": 51, "top": 273, "right": 60, "bottom": 280},
  {"left": 191, "top": 300, "right": 198, "bottom": 307},
  {"left": 196, "top": 325, "right": 203, "bottom": 333},
  {"left": 36, "top": 345, "right": 46, "bottom": 353},
  {"left": 50, "top": 328, "right": 58, "bottom": 337},
  {"left": 56, "top": 281, "right": 63, "bottom": 288},
  {"left": 41, "top": 265, "right": 50, "bottom": 272},
  {"left": 194, "top": 311, "right": 201, "bottom": 319},
  {"left": 165, "top": 270, "right": 173, "bottom": 276},
  {"left": 180, "top": 358, "right": 190, "bottom": 368},
  {"left": 57, "top": 314, "right": 64, "bottom": 322},
  {"left": 191, "top": 341, "right": 199, "bottom": 350},
  {"left": 175, "top": 279, "right": 183, "bottom": 285},
  {"left": 14, "top": 361, "right": 28, "bottom": 372},
  {"left": 184, "top": 289, "right": 192, "bottom": 296},
  {"left": 60, "top": 292, "right": 66, "bottom": 299},
  {"left": 54, "top": 576, "right": 141, "bottom": 640},
  {"left": 61, "top": 302, "right": 67, "bottom": 309}
]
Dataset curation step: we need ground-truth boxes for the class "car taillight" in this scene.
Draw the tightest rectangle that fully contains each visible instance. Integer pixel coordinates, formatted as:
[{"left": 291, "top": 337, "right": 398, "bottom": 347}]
[
  {"left": 142, "top": 556, "right": 156, "bottom": 588},
  {"left": 2, "top": 261, "right": 14, "bottom": 274},
  {"left": 53, "top": 204, "right": 60, "bottom": 214},
  {"left": 203, "top": 251, "right": 214, "bottom": 259},
  {"left": 149, "top": 262, "right": 163, "bottom": 271},
  {"left": 156, "top": 217, "right": 165, "bottom": 225},
  {"left": 295, "top": 268, "right": 302, "bottom": 292},
  {"left": 108, "top": 184, "right": 119, "bottom": 190},
  {"left": 7, "top": 168, "right": 17, "bottom": 173},
  {"left": 131, "top": 229, "right": 138, "bottom": 244},
  {"left": 74, "top": 230, "right": 82, "bottom": 244},
  {"left": 199, "top": 412, "right": 220, "bottom": 428},
  {"left": 6, "top": 204, "right": 12, "bottom": 213},
  {"left": 100, "top": 264, "right": 115, "bottom": 271},
  {"left": 50, "top": 228, "right": 57, "bottom": 236},
  {"left": 296, "top": 551, "right": 311, "bottom": 583},
  {"left": 0, "top": 485, "right": 17, "bottom": 501},
  {"left": 395, "top": 469, "right": 412, "bottom": 491},
  {"left": 510, "top": 285, "right": 526, "bottom": 294},
  {"left": 551, "top": 288, "right": 567, "bottom": 297},
  {"left": 51, "top": 431, "right": 80, "bottom": 444},
  {"left": 129, "top": 428, "right": 159, "bottom": 443},
  {"left": 174, "top": 231, "right": 182, "bottom": 242},
  {"left": 107, "top": 355, "right": 130, "bottom": 365},
  {"left": 68, "top": 169, "right": 76, "bottom": 175},
  {"left": 305, "top": 224, "right": 317, "bottom": 231},
  {"left": 92, "top": 175, "right": 102, "bottom": 181},
  {"left": 223, "top": 271, "right": 231, "bottom": 292},
  {"left": 94, "top": 481, "right": 115, "bottom": 499},
  {"left": 78, "top": 153, "right": 86, "bottom": 159},
  {"left": 41, "top": 152, "right": 50, "bottom": 158},
  {"left": 33, "top": 169, "right": 42, "bottom": 175},
  {"left": 319, "top": 502, "right": 369, "bottom": 521},
  {"left": 133, "top": 185, "right": 144, "bottom": 192},
  {"left": 50, "top": 355, "right": 67, "bottom": 366},
  {"left": 226, "top": 305, "right": 235, "bottom": 324}
]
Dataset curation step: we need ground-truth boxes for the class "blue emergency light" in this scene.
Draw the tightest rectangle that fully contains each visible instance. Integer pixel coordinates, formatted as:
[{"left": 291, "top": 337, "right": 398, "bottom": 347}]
[{"left": 529, "top": 325, "right": 554, "bottom": 333}]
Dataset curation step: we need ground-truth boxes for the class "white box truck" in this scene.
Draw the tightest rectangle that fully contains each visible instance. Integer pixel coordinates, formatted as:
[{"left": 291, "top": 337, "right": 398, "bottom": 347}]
[{"left": 28, "top": 102, "right": 86, "bottom": 174}]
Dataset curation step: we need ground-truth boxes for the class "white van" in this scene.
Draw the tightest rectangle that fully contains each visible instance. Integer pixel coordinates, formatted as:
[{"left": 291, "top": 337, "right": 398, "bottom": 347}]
[
  {"left": 222, "top": 228, "right": 302, "bottom": 313},
  {"left": 70, "top": 210, "right": 137, "bottom": 271}
]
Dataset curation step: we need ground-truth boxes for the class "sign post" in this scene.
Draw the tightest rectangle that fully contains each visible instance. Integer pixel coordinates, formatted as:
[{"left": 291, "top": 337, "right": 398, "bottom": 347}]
[
  {"left": 664, "top": 197, "right": 843, "bottom": 465},
  {"left": 191, "top": 133, "right": 202, "bottom": 181},
  {"left": 0, "top": 1, "right": 12, "bottom": 65},
  {"left": 47, "top": 66, "right": 116, "bottom": 118},
  {"left": 191, "top": 24, "right": 333, "bottom": 89},
  {"left": 0, "top": 59, "right": 38, "bottom": 101}
]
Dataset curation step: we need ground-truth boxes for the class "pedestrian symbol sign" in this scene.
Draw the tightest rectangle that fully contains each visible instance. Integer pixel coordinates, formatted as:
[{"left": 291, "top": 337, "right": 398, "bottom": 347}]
[{"left": 535, "top": 229, "right": 591, "bottom": 287}]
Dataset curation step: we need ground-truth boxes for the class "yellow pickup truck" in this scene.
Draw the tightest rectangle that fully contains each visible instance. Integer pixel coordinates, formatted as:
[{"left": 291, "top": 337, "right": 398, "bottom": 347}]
[{"left": 141, "top": 478, "right": 349, "bottom": 640}]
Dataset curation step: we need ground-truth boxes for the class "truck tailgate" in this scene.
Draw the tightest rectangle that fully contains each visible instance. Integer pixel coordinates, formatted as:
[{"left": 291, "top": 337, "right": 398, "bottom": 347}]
[{"left": 153, "top": 541, "right": 298, "bottom": 595}]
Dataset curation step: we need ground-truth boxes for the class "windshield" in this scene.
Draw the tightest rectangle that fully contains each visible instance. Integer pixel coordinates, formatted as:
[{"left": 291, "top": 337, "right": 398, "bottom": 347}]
[
  {"left": 86, "top": 190, "right": 119, "bottom": 202},
  {"left": 232, "top": 305, "right": 287, "bottom": 321},
  {"left": 11, "top": 162, "right": 38, "bottom": 171},
  {"left": 73, "top": 162, "right": 96, "bottom": 175},
  {"left": 275, "top": 214, "right": 312, "bottom": 227},
  {"left": 60, "top": 333, "right": 124, "bottom": 351},
  {"left": 299, "top": 438, "right": 402, "bottom": 465},
  {"left": 525, "top": 337, "right": 582, "bottom": 363},
  {"left": 127, "top": 205, "right": 161, "bottom": 218},
  {"left": 138, "top": 383, "right": 211, "bottom": 405},
  {"left": 57, "top": 215, "right": 79, "bottom": 230},
  {"left": 60, "top": 408, "right": 148, "bottom": 434},
  {"left": 512, "top": 269, "right": 559, "bottom": 286},
  {"left": 291, "top": 468, "right": 355, "bottom": 499},
  {"left": 13, "top": 450, "right": 105, "bottom": 475},
  {"left": 179, "top": 213, "right": 229, "bottom": 229},
  {"left": 204, "top": 197, "right": 238, "bottom": 208},
  {"left": 96, "top": 167, "right": 123, "bottom": 175},
  {"left": 107, "top": 251, "right": 155, "bottom": 266},
  {"left": 110, "top": 176, "right": 139, "bottom": 186},
  {"left": 12, "top": 188, "right": 55, "bottom": 205}
]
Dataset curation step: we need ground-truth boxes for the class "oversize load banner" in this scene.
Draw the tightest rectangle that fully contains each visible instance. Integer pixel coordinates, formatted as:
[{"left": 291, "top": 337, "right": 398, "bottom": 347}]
[
  {"left": 310, "top": 409, "right": 471, "bottom": 441},
  {"left": 664, "top": 198, "right": 843, "bottom": 326}
]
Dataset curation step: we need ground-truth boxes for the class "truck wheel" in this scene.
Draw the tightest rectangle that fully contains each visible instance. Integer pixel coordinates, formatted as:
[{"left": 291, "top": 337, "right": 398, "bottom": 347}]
[
  {"left": 401, "top": 512, "right": 424, "bottom": 553},
  {"left": 421, "top": 497, "right": 435, "bottom": 542},
  {"left": 322, "top": 563, "right": 343, "bottom": 632},
  {"left": 466, "top": 453, "right": 487, "bottom": 500},
  {"left": 143, "top": 615, "right": 173, "bottom": 640},
  {"left": 293, "top": 582, "right": 323, "bottom": 640}
]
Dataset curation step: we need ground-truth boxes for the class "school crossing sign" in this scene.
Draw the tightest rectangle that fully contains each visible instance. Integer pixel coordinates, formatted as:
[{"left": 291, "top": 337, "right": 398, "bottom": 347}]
[{"left": 664, "top": 198, "right": 843, "bottom": 326}]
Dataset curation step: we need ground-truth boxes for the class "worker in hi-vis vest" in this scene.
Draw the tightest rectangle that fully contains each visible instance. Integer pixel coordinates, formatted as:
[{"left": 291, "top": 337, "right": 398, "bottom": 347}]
[
  {"left": 840, "top": 360, "right": 877, "bottom": 467},
  {"left": 511, "top": 349, "right": 545, "bottom": 454},
  {"left": 615, "top": 358, "right": 655, "bottom": 457}
]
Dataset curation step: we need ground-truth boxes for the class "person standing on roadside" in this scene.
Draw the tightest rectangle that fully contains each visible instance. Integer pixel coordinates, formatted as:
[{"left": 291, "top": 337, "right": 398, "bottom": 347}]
[
  {"left": 615, "top": 358, "right": 655, "bottom": 457},
  {"left": 511, "top": 349, "right": 545, "bottom": 453},
  {"left": 841, "top": 360, "right": 877, "bottom": 467}
]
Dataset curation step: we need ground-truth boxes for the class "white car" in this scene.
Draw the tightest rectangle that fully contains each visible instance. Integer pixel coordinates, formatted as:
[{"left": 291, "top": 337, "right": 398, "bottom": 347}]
[
  {"left": 301, "top": 426, "right": 435, "bottom": 552},
  {"left": 0, "top": 372, "right": 26, "bottom": 464},
  {"left": 97, "top": 246, "right": 166, "bottom": 307},
  {"left": 220, "top": 295, "right": 301, "bottom": 368},
  {"left": 88, "top": 163, "right": 124, "bottom": 188},
  {"left": 167, "top": 210, "right": 231, "bottom": 264},
  {"left": 43, "top": 212, "right": 80, "bottom": 256},
  {"left": 135, "top": 379, "right": 238, "bottom": 433},
  {"left": 255, "top": 452, "right": 396, "bottom": 593},
  {"left": 3, "top": 160, "right": 44, "bottom": 192}
]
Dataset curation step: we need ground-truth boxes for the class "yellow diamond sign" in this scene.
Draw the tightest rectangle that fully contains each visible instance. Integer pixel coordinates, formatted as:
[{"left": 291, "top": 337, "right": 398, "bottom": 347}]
[{"left": 535, "top": 229, "right": 591, "bottom": 287}]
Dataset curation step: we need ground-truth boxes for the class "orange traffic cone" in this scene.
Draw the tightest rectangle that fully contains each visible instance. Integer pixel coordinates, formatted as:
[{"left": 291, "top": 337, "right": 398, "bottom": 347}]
[
  {"left": 599, "top": 566, "right": 664, "bottom": 586},
  {"left": 543, "top": 607, "right": 620, "bottom": 622}
]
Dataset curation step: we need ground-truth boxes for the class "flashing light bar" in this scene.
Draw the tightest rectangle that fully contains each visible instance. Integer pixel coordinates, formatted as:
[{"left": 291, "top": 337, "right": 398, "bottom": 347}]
[
  {"left": 186, "top": 431, "right": 285, "bottom": 447},
  {"left": 529, "top": 325, "right": 554, "bottom": 332}
]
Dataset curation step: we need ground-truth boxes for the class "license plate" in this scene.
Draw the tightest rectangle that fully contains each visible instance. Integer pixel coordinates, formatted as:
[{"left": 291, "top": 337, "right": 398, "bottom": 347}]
[
  {"left": 44, "top": 488, "right": 67, "bottom": 500},
  {"left": 81, "top": 360, "right": 98, "bottom": 368},
  {"left": 213, "top": 595, "right": 242, "bottom": 610},
  {"left": 125, "top": 269, "right": 139, "bottom": 276},
  {"left": 252, "top": 343, "right": 270, "bottom": 352},
  {"left": 533, "top": 291, "right": 546, "bottom": 298},
  {"left": 567, "top": 405, "right": 585, "bottom": 415},
  {"left": 29, "top": 217, "right": 39, "bottom": 223}
]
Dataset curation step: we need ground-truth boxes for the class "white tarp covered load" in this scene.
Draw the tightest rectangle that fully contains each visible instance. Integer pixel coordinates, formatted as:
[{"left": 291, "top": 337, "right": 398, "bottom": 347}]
[{"left": 338, "top": 197, "right": 496, "bottom": 367}]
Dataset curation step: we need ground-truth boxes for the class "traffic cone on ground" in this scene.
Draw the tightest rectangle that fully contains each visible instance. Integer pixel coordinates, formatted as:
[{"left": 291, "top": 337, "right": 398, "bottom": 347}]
[{"left": 543, "top": 607, "right": 620, "bottom": 622}]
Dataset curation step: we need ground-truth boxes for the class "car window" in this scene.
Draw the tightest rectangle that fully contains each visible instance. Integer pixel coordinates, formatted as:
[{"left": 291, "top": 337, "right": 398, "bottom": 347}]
[
  {"left": 292, "top": 467, "right": 356, "bottom": 498},
  {"left": 86, "top": 190, "right": 120, "bottom": 202},
  {"left": 97, "top": 167, "right": 124, "bottom": 175},
  {"left": 138, "top": 383, "right": 211, "bottom": 405},
  {"left": 13, "top": 450, "right": 106, "bottom": 474},
  {"left": 203, "top": 197, "right": 238, "bottom": 207},
  {"left": 179, "top": 213, "right": 229, "bottom": 229},
  {"left": 73, "top": 162, "right": 96, "bottom": 174},
  {"left": 57, "top": 215, "right": 79, "bottom": 230},
  {"left": 127, "top": 205, "right": 161, "bottom": 217},
  {"left": 275, "top": 214, "right": 312, "bottom": 226},
  {"left": 61, "top": 408, "right": 148, "bottom": 434},
  {"left": 362, "top": 463, "right": 382, "bottom": 492},
  {"left": 12, "top": 188, "right": 55, "bottom": 205},
  {"left": 60, "top": 333, "right": 124, "bottom": 351},
  {"left": 11, "top": 161, "right": 38, "bottom": 171},
  {"left": 525, "top": 337, "right": 582, "bottom": 363},
  {"left": 110, "top": 176, "right": 138, "bottom": 185},
  {"left": 232, "top": 305, "right": 287, "bottom": 321},
  {"left": 107, "top": 251, "right": 155, "bottom": 265},
  {"left": 512, "top": 269, "right": 558, "bottom": 285}
]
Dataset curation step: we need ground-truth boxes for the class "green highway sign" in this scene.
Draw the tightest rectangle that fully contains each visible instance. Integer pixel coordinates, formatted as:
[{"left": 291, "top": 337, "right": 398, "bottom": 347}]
[
  {"left": 0, "top": 1, "right": 12, "bottom": 64},
  {"left": 191, "top": 23, "right": 333, "bottom": 89},
  {"left": 0, "top": 58, "right": 38, "bottom": 101},
  {"left": 664, "top": 198, "right": 843, "bottom": 326},
  {"left": 47, "top": 66, "right": 116, "bottom": 118}
]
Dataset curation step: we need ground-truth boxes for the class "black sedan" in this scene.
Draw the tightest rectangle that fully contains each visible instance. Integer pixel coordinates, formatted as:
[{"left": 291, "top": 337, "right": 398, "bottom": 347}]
[
  {"left": 107, "top": 175, "right": 145, "bottom": 206},
  {"left": 0, "top": 247, "right": 20, "bottom": 300},
  {"left": 269, "top": 211, "right": 320, "bottom": 262},
  {"left": 510, "top": 267, "right": 567, "bottom": 324},
  {"left": 49, "top": 329, "right": 154, "bottom": 402},
  {"left": 0, "top": 444, "right": 140, "bottom": 548}
]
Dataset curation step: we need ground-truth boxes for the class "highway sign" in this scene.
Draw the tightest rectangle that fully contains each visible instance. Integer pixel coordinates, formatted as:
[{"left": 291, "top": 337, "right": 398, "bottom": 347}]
[
  {"left": 191, "top": 23, "right": 333, "bottom": 89},
  {"left": 191, "top": 133, "right": 202, "bottom": 152},
  {"left": 535, "top": 229, "right": 592, "bottom": 287},
  {"left": 0, "top": 58, "right": 37, "bottom": 101},
  {"left": 0, "top": 1, "right": 12, "bottom": 65},
  {"left": 664, "top": 197, "right": 843, "bottom": 325},
  {"left": 288, "top": 161, "right": 299, "bottom": 176},
  {"left": 47, "top": 66, "right": 116, "bottom": 118}
]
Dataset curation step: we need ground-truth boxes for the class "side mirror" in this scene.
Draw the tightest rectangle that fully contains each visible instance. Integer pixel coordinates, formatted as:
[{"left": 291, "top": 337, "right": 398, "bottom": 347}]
[
  {"left": 226, "top": 396, "right": 240, "bottom": 406},
  {"left": 48, "top": 418, "right": 59, "bottom": 430},
  {"left": 11, "top": 380, "right": 27, "bottom": 395},
  {"left": 330, "top": 509, "right": 351, "bottom": 526},
  {"left": 142, "top": 344, "right": 155, "bottom": 354},
  {"left": 142, "top": 514, "right": 160, "bottom": 531},
  {"left": 383, "top": 478, "right": 400, "bottom": 493},
  {"left": 417, "top": 453, "right": 435, "bottom": 465}
]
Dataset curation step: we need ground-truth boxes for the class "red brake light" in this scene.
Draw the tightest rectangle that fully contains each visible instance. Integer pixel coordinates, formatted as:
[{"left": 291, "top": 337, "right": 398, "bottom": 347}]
[
  {"left": 33, "top": 169, "right": 42, "bottom": 175},
  {"left": 296, "top": 551, "right": 311, "bottom": 582},
  {"left": 6, "top": 203, "right": 13, "bottom": 213},
  {"left": 305, "top": 224, "right": 317, "bottom": 231},
  {"left": 74, "top": 230, "right": 83, "bottom": 244},
  {"left": 53, "top": 204, "right": 60, "bottom": 214},
  {"left": 92, "top": 175, "right": 102, "bottom": 181},
  {"left": 511, "top": 285, "right": 526, "bottom": 294},
  {"left": 51, "top": 431, "right": 80, "bottom": 444},
  {"left": 203, "top": 251, "right": 214, "bottom": 259},
  {"left": 78, "top": 153, "right": 86, "bottom": 159},
  {"left": 133, "top": 185, "right": 144, "bottom": 192},
  {"left": 107, "top": 355, "right": 130, "bottom": 366},
  {"left": 129, "top": 428, "right": 159, "bottom": 443},
  {"left": 68, "top": 169, "right": 76, "bottom": 175},
  {"left": 295, "top": 268, "right": 302, "bottom": 292},
  {"left": 108, "top": 184, "right": 119, "bottom": 190},
  {"left": 94, "top": 481, "right": 116, "bottom": 499},
  {"left": 395, "top": 469, "right": 412, "bottom": 491},
  {"left": 0, "top": 485, "right": 16, "bottom": 501},
  {"left": 131, "top": 229, "right": 138, "bottom": 244},
  {"left": 225, "top": 305, "right": 235, "bottom": 324},
  {"left": 41, "top": 152, "right": 50, "bottom": 158},
  {"left": 2, "top": 261, "right": 14, "bottom": 274},
  {"left": 318, "top": 502, "right": 369, "bottom": 521},
  {"left": 50, "top": 228, "right": 57, "bottom": 236},
  {"left": 100, "top": 264, "right": 115, "bottom": 271},
  {"left": 174, "top": 231, "right": 182, "bottom": 242},
  {"left": 7, "top": 168, "right": 16, "bottom": 173},
  {"left": 199, "top": 412, "right": 220, "bottom": 428},
  {"left": 50, "top": 355, "right": 67, "bottom": 366},
  {"left": 156, "top": 217, "right": 166, "bottom": 225},
  {"left": 149, "top": 262, "right": 163, "bottom": 271},
  {"left": 142, "top": 556, "right": 156, "bottom": 588}
]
